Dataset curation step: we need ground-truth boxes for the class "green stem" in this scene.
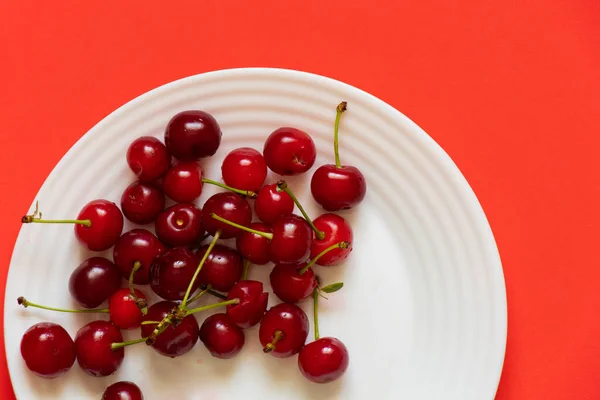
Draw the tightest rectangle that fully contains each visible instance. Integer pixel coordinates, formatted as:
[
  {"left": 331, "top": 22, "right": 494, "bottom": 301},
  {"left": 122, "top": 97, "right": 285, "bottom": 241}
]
[
  {"left": 276, "top": 181, "right": 325, "bottom": 240},
  {"left": 128, "top": 261, "right": 147, "bottom": 314},
  {"left": 211, "top": 213, "right": 273, "bottom": 240},
  {"left": 313, "top": 288, "right": 320, "bottom": 341},
  {"left": 263, "top": 330, "right": 284, "bottom": 353},
  {"left": 181, "top": 230, "right": 221, "bottom": 308},
  {"left": 242, "top": 259, "right": 250, "bottom": 280},
  {"left": 185, "top": 298, "right": 240, "bottom": 316},
  {"left": 141, "top": 320, "right": 161, "bottom": 325},
  {"left": 298, "top": 241, "right": 350, "bottom": 275},
  {"left": 17, "top": 297, "right": 108, "bottom": 313},
  {"left": 111, "top": 337, "right": 146, "bottom": 351},
  {"left": 21, "top": 217, "right": 91, "bottom": 227},
  {"left": 333, "top": 101, "right": 347, "bottom": 168},
  {"left": 187, "top": 285, "right": 212, "bottom": 305},
  {"left": 202, "top": 178, "right": 258, "bottom": 198}
]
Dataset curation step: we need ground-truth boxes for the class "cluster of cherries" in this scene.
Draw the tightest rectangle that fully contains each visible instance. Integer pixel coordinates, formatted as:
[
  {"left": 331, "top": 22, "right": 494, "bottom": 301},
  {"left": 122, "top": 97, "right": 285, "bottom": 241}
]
[{"left": 18, "top": 102, "right": 366, "bottom": 399}]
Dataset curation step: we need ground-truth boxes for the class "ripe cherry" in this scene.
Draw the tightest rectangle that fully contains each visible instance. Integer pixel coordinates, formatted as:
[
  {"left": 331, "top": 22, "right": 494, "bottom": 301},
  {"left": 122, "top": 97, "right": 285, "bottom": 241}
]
[
  {"left": 196, "top": 244, "right": 243, "bottom": 292},
  {"left": 254, "top": 183, "right": 294, "bottom": 224},
  {"left": 311, "top": 102, "right": 366, "bottom": 211},
  {"left": 150, "top": 247, "right": 201, "bottom": 301},
  {"left": 164, "top": 110, "right": 222, "bottom": 161},
  {"left": 155, "top": 203, "right": 204, "bottom": 247},
  {"left": 221, "top": 147, "right": 267, "bottom": 191},
  {"left": 113, "top": 229, "right": 165, "bottom": 284},
  {"left": 69, "top": 257, "right": 122, "bottom": 308},
  {"left": 120, "top": 181, "right": 165, "bottom": 224},
  {"left": 163, "top": 161, "right": 204, "bottom": 203},
  {"left": 259, "top": 303, "right": 309, "bottom": 358},
  {"left": 263, "top": 127, "right": 316, "bottom": 175},
  {"left": 102, "top": 381, "right": 144, "bottom": 400},
  {"left": 74, "top": 320, "right": 124, "bottom": 377},
  {"left": 202, "top": 192, "right": 252, "bottom": 239},
  {"left": 199, "top": 313, "right": 245, "bottom": 359},
  {"left": 226, "top": 280, "right": 269, "bottom": 329},
  {"left": 141, "top": 301, "right": 199, "bottom": 358},
  {"left": 20, "top": 322, "right": 76, "bottom": 379},
  {"left": 310, "top": 214, "right": 353, "bottom": 266},
  {"left": 298, "top": 337, "right": 349, "bottom": 384},
  {"left": 126, "top": 136, "right": 171, "bottom": 182},
  {"left": 108, "top": 288, "right": 147, "bottom": 330},
  {"left": 235, "top": 222, "right": 272, "bottom": 265}
]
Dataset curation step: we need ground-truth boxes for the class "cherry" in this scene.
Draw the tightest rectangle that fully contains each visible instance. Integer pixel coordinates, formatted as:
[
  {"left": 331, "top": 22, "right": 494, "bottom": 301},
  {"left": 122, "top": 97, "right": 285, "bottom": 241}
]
[
  {"left": 310, "top": 214, "right": 353, "bottom": 266},
  {"left": 259, "top": 303, "right": 309, "bottom": 358},
  {"left": 298, "top": 337, "right": 349, "bottom": 384},
  {"left": 162, "top": 161, "right": 204, "bottom": 203},
  {"left": 22, "top": 199, "right": 124, "bottom": 252},
  {"left": 226, "top": 280, "right": 269, "bottom": 329},
  {"left": 74, "top": 320, "right": 124, "bottom": 377},
  {"left": 149, "top": 247, "right": 201, "bottom": 301},
  {"left": 120, "top": 181, "right": 165, "bottom": 224},
  {"left": 202, "top": 192, "right": 252, "bottom": 239},
  {"left": 199, "top": 313, "right": 245, "bottom": 359},
  {"left": 196, "top": 244, "right": 243, "bottom": 292},
  {"left": 20, "top": 322, "right": 75, "bottom": 379},
  {"left": 69, "top": 257, "right": 122, "bottom": 308},
  {"left": 113, "top": 229, "right": 165, "bottom": 284},
  {"left": 221, "top": 147, "right": 267, "bottom": 191},
  {"left": 108, "top": 288, "right": 147, "bottom": 330},
  {"left": 164, "top": 110, "right": 222, "bottom": 161},
  {"left": 155, "top": 203, "right": 204, "bottom": 247},
  {"left": 270, "top": 265, "right": 317, "bottom": 304},
  {"left": 126, "top": 136, "right": 171, "bottom": 182},
  {"left": 235, "top": 222, "right": 272, "bottom": 265},
  {"left": 102, "top": 381, "right": 144, "bottom": 400},
  {"left": 254, "top": 183, "right": 294, "bottom": 224},
  {"left": 141, "top": 301, "right": 199, "bottom": 358},
  {"left": 311, "top": 102, "right": 366, "bottom": 211},
  {"left": 263, "top": 127, "right": 316, "bottom": 175}
]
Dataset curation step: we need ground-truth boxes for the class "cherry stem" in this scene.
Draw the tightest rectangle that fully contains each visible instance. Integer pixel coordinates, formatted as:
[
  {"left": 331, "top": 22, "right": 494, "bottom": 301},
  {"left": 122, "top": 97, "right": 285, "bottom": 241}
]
[
  {"left": 128, "top": 262, "right": 147, "bottom": 314},
  {"left": 210, "top": 213, "right": 273, "bottom": 240},
  {"left": 242, "top": 259, "right": 250, "bottom": 280},
  {"left": 184, "top": 298, "right": 240, "bottom": 316},
  {"left": 313, "top": 288, "right": 320, "bottom": 341},
  {"left": 263, "top": 330, "right": 284, "bottom": 353},
  {"left": 276, "top": 180, "right": 325, "bottom": 240},
  {"left": 199, "top": 285, "right": 228, "bottom": 300},
  {"left": 141, "top": 320, "right": 161, "bottom": 325},
  {"left": 146, "top": 308, "right": 177, "bottom": 345},
  {"left": 187, "top": 284, "right": 212, "bottom": 305},
  {"left": 111, "top": 337, "right": 146, "bottom": 351},
  {"left": 202, "top": 178, "right": 258, "bottom": 198},
  {"left": 298, "top": 241, "right": 350, "bottom": 275},
  {"left": 181, "top": 230, "right": 221, "bottom": 308},
  {"left": 333, "top": 101, "right": 347, "bottom": 168},
  {"left": 17, "top": 296, "right": 108, "bottom": 313},
  {"left": 21, "top": 217, "right": 91, "bottom": 227}
]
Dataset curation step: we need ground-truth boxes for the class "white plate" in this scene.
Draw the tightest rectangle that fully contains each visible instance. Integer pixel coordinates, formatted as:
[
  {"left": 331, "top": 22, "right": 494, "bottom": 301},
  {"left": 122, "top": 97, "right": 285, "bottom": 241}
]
[{"left": 4, "top": 68, "right": 506, "bottom": 399}]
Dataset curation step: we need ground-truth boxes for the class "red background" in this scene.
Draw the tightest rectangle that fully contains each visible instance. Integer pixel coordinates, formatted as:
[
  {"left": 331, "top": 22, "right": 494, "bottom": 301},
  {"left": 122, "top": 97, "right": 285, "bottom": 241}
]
[{"left": 1, "top": 1, "right": 599, "bottom": 398}]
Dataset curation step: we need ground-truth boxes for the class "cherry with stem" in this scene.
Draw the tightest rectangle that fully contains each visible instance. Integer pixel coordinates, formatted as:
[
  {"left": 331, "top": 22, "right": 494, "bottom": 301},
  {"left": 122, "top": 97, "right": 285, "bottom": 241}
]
[{"left": 276, "top": 180, "right": 325, "bottom": 240}]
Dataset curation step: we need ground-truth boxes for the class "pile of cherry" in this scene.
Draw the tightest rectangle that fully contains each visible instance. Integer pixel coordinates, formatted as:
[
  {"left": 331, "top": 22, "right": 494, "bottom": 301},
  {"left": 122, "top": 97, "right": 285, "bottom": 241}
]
[{"left": 18, "top": 102, "right": 366, "bottom": 399}]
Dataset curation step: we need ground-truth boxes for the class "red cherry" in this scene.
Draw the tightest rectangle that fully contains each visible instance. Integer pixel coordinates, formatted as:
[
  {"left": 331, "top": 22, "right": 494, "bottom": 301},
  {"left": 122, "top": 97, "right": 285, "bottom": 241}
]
[
  {"left": 298, "top": 337, "right": 349, "bottom": 383},
  {"left": 235, "top": 222, "right": 272, "bottom": 265},
  {"left": 155, "top": 203, "right": 204, "bottom": 247},
  {"left": 74, "top": 320, "right": 124, "bottom": 377},
  {"left": 163, "top": 161, "right": 204, "bottom": 203},
  {"left": 202, "top": 192, "right": 252, "bottom": 239},
  {"left": 102, "top": 381, "right": 144, "bottom": 400},
  {"left": 226, "top": 280, "right": 269, "bottom": 329},
  {"left": 270, "top": 264, "right": 317, "bottom": 303},
  {"left": 126, "top": 136, "right": 171, "bottom": 182},
  {"left": 263, "top": 127, "right": 316, "bottom": 175},
  {"left": 221, "top": 147, "right": 267, "bottom": 191},
  {"left": 199, "top": 313, "right": 245, "bottom": 359},
  {"left": 75, "top": 200, "right": 124, "bottom": 251},
  {"left": 196, "top": 244, "right": 243, "bottom": 292},
  {"left": 254, "top": 183, "right": 294, "bottom": 224},
  {"left": 141, "top": 301, "right": 199, "bottom": 357},
  {"left": 120, "top": 181, "right": 165, "bottom": 224},
  {"left": 259, "top": 303, "right": 309, "bottom": 358},
  {"left": 108, "top": 288, "right": 147, "bottom": 330},
  {"left": 269, "top": 214, "right": 312, "bottom": 264},
  {"left": 310, "top": 214, "right": 353, "bottom": 266},
  {"left": 164, "top": 110, "right": 222, "bottom": 161},
  {"left": 149, "top": 247, "right": 201, "bottom": 301},
  {"left": 69, "top": 257, "right": 122, "bottom": 308},
  {"left": 311, "top": 165, "right": 366, "bottom": 211},
  {"left": 20, "top": 322, "right": 75, "bottom": 379},
  {"left": 113, "top": 229, "right": 165, "bottom": 284}
]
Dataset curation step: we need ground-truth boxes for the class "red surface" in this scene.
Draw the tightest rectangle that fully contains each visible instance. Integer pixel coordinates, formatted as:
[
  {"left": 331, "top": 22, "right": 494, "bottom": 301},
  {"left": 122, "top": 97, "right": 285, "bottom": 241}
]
[{"left": 1, "top": 1, "right": 599, "bottom": 398}]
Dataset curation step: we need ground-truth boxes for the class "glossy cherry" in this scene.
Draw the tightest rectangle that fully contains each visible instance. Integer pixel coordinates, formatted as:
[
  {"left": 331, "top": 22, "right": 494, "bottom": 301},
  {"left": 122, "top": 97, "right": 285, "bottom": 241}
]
[
  {"left": 155, "top": 203, "right": 204, "bottom": 247},
  {"left": 20, "top": 322, "right": 76, "bottom": 379},
  {"left": 164, "top": 110, "right": 222, "bottom": 161},
  {"left": 69, "top": 257, "right": 122, "bottom": 308},
  {"left": 235, "top": 222, "right": 272, "bottom": 265},
  {"left": 254, "top": 183, "right": 294, "bottom": 224},
  {"left": 108, "top": 288, "right": 147, "bottom": 330},
  {"left": 149, "top": 247, "right": 201, "bottom": 300},
  {"left": 113, "top": 229, "right": 165, "bottom": 284},
  {"left": 269, "top": 215, "right": 312, "bottom": 264},
  {"left": 163, "top": 161, "right": 204, "bottom": 203},
  {"left": 199, "top": 313, "right": 245, "bottom": 359},
  {"left": 196, "top": 244, "right": 243, "bottom": 292},
  {"left": 141, "top": 301, "right": 199, "bottom": 357},
  {"left": 102, "top": 381, "right": 144, "bottom": 400},
  {"left": 226, "top": 280, "right": 269, "bottom": 329},
  {"left": 74, "top": 320, "right": 124, "bottom": 377},
  {"left": 270, "top": 264, "right": 317, "bottom": 304},
  {"left": 298, "top": 337, "right": 349, "bottom": 384},
  {"left": 120, "top": 181, "right": 165, "bottom": 224},
  {"left": 259, "top": 303, "right": 309, "bottom": 358},
  {"left": 263, "top": 127, "right": 316, "bottom": 175},
  {"left": 221, "top": 147, "right": 267, "bottom": 191},
  {"left": 126, "top": 136, "right": 171, "bottom": 182},
  {"left": 310, "top": 214, "right": 353, "bottom": 266},
  {"left": 202, "top": 192, "right": 252, "bottom": 239}
]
